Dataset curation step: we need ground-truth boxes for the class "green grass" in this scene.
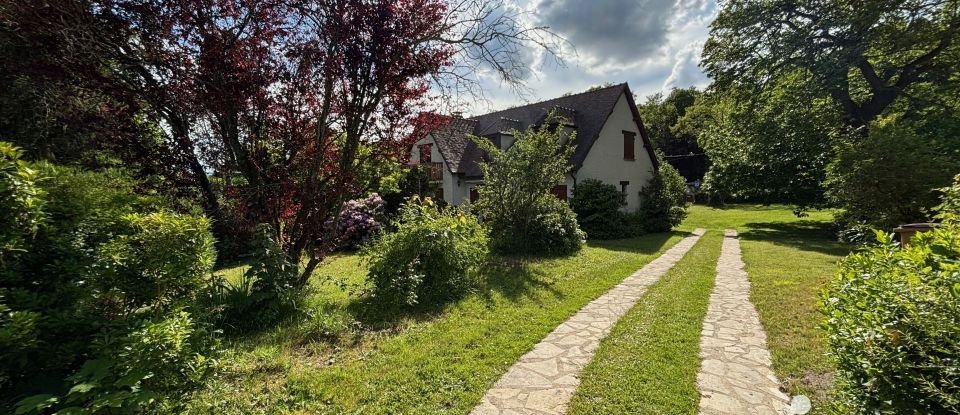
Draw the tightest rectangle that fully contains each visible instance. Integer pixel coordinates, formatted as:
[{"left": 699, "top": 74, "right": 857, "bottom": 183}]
[
  {"left": 568, "top": 231, "right": 722, "bottom": 414},
  {"left": 193, "top": 204, "right": 849, "bottom": 414},
  {"left": 683, "top": 205, "right": 849, "bottom": 413},
  {"left": 189, "top": 233, "right": 686, "bottom": 414}
]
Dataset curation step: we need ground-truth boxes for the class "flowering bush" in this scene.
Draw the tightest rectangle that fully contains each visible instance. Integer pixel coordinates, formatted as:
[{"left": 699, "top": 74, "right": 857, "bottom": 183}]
[{"left": 335, "top": 193, "right": 386, "bottom": 250}]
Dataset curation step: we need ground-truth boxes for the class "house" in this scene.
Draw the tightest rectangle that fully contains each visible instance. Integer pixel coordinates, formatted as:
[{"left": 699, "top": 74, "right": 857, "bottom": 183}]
[{"left": 409, "top": 83, "right": 658, "bottom": 211}]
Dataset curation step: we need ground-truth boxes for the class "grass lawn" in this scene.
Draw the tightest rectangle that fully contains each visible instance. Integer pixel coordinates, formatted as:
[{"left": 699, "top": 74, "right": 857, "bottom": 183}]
[
  {"left": 190, "top": 204, "right": 849, "bottom": 414},
  {"left": 683, "top": 205, "right": 850, "bottom": 413},
  {"left": 568, "top": 230, "right": 722, "bottom": 414},
  {"left": 188, "top": 233, "right": 686, "bottom": 414}
]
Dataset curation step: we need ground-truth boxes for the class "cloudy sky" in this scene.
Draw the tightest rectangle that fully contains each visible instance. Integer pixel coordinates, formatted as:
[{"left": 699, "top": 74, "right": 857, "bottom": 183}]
[{"left": 467, "top": 0, "right": 718, "bottom": 113}]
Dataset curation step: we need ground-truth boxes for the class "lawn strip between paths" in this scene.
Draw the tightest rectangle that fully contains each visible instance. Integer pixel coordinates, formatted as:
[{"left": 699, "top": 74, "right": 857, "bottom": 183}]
[
  {"left": 469, "top": 228, "right": 705, "bottom": 415},
  {"left": 567, "top": 230, "right": 721, "bottom": 415}
]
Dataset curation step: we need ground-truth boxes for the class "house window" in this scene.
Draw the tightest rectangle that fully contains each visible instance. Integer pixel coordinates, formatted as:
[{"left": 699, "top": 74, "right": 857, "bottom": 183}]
[
  {"left": 418, "top": 144, "right": 432, "bottom": 163},
  {"left": 620, "top": 181, "right": 629, "bottom": 194},
  {"left": 551, "top": 185, "right": 568, "bottom": 202},
  {"left": 623, "top": 131, "right": 635, "bottom": 160},
  {"left": 428, "top": 162, "right": 443, "bottom": 181},
  {"left": 469, "top": 187, "right": 479, "bottom": 203}
]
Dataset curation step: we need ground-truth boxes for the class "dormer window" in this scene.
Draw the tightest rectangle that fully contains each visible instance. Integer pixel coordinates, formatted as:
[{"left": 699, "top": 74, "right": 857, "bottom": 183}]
[
  {"left": 500, "top": 134, "right": 515, "bottom": 150},
  {"left": 623, "top": 131, "right": 635, "bottom": 160}
]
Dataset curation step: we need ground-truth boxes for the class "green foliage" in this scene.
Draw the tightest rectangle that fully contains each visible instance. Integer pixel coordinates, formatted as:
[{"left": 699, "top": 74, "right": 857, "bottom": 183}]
[
  {"left": 570, "top": 179, "right": 630, "bottom": 239},
  {"left": 638, "top": 87, "right": 705, "bottom": 181},
  {"left": 0, "top": 142, "right": 45, "bottom": 260},
  {"left": 473, "top": 114, "right": 585, "bottom": 255},
  {"left": 209, "top": 224, "right": 301, "bottom": 331},
  {"left": 702, "top": 0, "right": 959, "bottom": 127},
  {"left": 827, "top": 115, "right": 960, "bottom": 231},
  {"left": 364, "top": 197, "right": 489, "bottom": 307},
  {"left": 638, "top": 161, "right": 688, "bottom": 233},
  {"left": 822, "top": 177, "right": 960, "bottom": 413},
  {"left": 15, "top": 313, "right": 218, "bottom": 415},
  {"left": 0, "top": 142, "right": 217, "bottom": 413},
  {"left": 678, "top": 73, "right": 840, "bottom": 207},
  {"left": 91, "top": 212, "right": 216, "bottom": 316}
]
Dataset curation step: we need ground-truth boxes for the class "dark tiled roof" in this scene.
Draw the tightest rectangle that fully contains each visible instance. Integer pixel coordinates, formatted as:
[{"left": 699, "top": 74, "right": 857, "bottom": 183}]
[
  {"left": 427, "top": 117, "right": 478, "bottom": 173},
  {"left": 428, "top": 83, "right": 657, "bottom": 178}
]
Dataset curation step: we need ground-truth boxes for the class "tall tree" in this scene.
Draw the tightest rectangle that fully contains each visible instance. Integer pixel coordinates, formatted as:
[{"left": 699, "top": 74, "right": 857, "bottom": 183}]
[
  {"left": 703, "top": 0, "right": 960, "bottom": 127},
  {"left": 638, "top": 87, "right": 705, "bottom": 181},
  {"left": 677, "top": 71, "right": 841, "bottom": 207},
  {"left": 1, "top": 0, "right": 561, "bottom": 284}
]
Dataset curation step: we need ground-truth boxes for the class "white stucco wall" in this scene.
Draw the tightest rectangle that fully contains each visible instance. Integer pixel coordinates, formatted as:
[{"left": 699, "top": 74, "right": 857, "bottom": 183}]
[{"left": 574, "top": 92, "right": 656, "bottom": 211}]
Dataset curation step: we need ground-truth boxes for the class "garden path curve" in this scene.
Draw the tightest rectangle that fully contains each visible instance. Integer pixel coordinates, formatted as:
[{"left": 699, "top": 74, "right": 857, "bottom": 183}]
[
  {"left": 696, "top": 229, "right": 790, "bottom": 415},
  {"left": 470, "top": 228, "right": 706, "bottom": 415}
]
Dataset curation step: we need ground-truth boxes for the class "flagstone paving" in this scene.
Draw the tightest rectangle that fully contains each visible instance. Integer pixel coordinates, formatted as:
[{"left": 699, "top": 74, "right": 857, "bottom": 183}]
[
  {"left": 696, "top": 230, "right": 790, "bottom": 415},
  {"left": 470, "top": 228, "right": 706, "bottom": 415}
]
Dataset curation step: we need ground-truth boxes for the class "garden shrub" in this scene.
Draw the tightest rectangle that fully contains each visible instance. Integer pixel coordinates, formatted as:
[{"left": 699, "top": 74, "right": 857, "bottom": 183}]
[
  {"left": 638, "top": 161, "right": 688, "bottom": 232},
  {"left": 209, "top": 224, "right": 302, "bottom": 331},
  {"left": 570, "top": 179, "right": 630, "bottom": 239},
  {"left": 822, "top": 174, "right": 960, "bottom": 414},
  {"left": 0, "top": 142, "right": 218, "bottom": 413},
  {"left": 492, "top": 197, "right": 585, "bottom": 255},
  {"left": 91, "top": 212, "right": 216, "bottom": 316},
  {"left": 473, "top": 113, "right": 585, "bottom": 255},
  {"left": 364, "top": 197, "right": 488, "bottom": 307},
  {"left": 333, "top": 193, "right": 385, "bottom": 250},
  {"left": 826, "top": 115, "right": 960, "bottom": 231},
  {"left": 0, "top": 142, "right": 45, "bottom": 260},
  {"left": 16, "top": 312, "right": 218, "bottom": 415}
]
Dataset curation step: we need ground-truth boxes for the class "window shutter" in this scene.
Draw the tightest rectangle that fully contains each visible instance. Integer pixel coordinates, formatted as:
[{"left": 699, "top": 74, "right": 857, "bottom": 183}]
[{"left": 623, "top": 131, "right": 635, "bottom": 160}]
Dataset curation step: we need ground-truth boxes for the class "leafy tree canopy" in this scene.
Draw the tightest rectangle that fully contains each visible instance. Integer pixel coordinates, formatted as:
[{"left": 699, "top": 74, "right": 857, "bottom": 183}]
[{"left": 703, "top": 0, "right": 960, "bottom": 126}]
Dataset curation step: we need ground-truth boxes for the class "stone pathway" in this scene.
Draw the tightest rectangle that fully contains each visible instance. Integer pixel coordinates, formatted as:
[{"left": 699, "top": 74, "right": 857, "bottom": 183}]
[
  {"left": 696, "top": 230, "right": 790, "bottom": 415},
  {"left": 470, "top": 229, "right": 706, "bottom": 415}
]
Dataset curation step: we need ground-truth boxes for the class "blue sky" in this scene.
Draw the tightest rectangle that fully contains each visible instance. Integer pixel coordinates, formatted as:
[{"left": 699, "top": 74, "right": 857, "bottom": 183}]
[{"left": 467, "top": 0, "right": 717, "bottom": 113}]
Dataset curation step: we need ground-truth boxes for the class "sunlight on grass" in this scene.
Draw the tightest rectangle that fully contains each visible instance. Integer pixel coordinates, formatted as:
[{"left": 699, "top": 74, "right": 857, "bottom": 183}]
[
  {"left": 569, "top": 231, "right": 722, "bottom": 414},
  {"left": 189, "top": 233, "right": 684, "bottom": 414},
  {"left": 193, "top": 205, "right": 849, "bottom": 414},
  {"left": 683, "top": 204, "right": 848, "bottom": 413}
]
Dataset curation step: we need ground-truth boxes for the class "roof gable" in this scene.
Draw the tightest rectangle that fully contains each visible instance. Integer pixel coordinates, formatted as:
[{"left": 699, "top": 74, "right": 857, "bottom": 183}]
[{"left": 426, "top": 83, "right": 658, "bottom": 177}]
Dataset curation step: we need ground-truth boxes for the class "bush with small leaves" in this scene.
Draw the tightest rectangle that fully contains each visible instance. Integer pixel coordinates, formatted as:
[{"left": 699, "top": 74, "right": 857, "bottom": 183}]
[
  {"left": 15, "top": 312, "right": 218, "bottom": 415},
  {"left": 0, "top": 142, "right": 219, "bottom": 413},
  {"left": 570, "top": 179, "right": 630, "bottom": 240},
  {"left": 364, "top": 197, "right": 488, "bottom": 307},
  {"left": 638, "top": 160, "right": 688, "bottom": 233},
  {"left": 91, "top": 212, "right": 216, "bottom": 316},
  {"left": 473, "top": 113, "right": 586, "bottom": 255},
  {"left": 822, "top": 174, "right": 960, "bottom": 414}
]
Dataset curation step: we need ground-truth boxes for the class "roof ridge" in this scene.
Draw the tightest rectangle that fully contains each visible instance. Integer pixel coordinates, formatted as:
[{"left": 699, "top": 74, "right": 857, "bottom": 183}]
[{"left": 469, "top": 83, "right": 626, "bottom": 120}]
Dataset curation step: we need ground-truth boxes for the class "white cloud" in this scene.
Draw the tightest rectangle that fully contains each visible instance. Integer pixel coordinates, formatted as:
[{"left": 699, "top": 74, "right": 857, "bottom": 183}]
[{"left": 458, "top": 0, "right": 718, "bottom": 114}]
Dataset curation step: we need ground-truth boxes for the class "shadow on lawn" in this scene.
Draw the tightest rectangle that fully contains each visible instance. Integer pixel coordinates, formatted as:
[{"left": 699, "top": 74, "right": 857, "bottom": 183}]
[
  {"left": 587, "top": 230, "right": 687, "bottom": 254},
  {"left": 480, "top": 259, "right": 563, "bottom": 304},
  {"left": 740, "top": 220, "right": 850, "bottom": 256},
  {"left": 347, "top": 258, "right": 563, "bottom": 330}
]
